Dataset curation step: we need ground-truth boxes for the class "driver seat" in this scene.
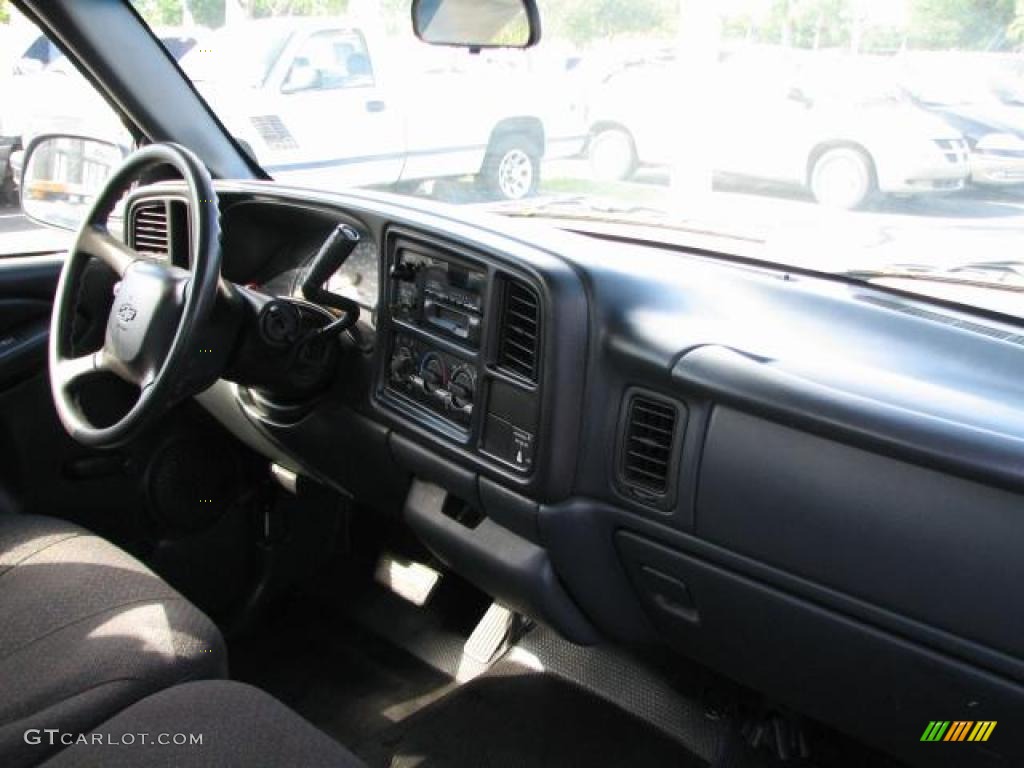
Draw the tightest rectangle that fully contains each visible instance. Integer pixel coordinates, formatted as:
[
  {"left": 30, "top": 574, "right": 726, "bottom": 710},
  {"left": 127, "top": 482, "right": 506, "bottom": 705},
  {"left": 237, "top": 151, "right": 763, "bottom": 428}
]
[{"left": 0, "top": 513, "right": 226, "bottom": 767}]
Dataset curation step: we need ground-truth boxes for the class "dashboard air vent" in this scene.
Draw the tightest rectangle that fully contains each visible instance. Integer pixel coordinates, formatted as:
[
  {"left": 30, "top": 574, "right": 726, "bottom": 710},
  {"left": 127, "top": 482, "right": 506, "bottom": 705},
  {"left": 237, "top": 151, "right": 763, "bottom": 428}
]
[
  {"left": 621, "top": 394, "right": 678, "bottom": 497},
  {"left": 497, "top": 278, "right": 540, "bottom": 381},
  {"left": 130, "top": 202, "right": 170, "bottom": 257}
]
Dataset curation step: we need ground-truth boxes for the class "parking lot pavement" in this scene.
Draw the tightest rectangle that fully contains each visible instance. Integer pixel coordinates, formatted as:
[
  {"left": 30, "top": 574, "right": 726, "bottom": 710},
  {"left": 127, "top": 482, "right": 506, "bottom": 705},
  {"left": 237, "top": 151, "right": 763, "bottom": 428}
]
[{"left": 0, "top": 205, "right": 37, "bottom": 234}]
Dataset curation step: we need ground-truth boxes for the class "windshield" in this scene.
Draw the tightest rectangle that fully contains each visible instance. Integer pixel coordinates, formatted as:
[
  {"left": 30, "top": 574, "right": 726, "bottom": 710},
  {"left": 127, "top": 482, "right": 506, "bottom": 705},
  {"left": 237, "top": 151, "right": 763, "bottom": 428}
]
[
  {"left": 9, "top": 1, "right": 1024, "bottom": 318},
  {"left": 897, "top": 54, "right": 1000, "bottom": 106},
  {"left": 180, "top": 23, "right": 292, "bottom": 87}
]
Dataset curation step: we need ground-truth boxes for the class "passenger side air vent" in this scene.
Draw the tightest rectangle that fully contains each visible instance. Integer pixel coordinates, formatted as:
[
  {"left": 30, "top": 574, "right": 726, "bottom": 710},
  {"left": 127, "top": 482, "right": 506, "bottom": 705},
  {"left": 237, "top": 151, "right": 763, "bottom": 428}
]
[
  {"left": 129, "top": 202, "right": 170, "bottom": 257},
  {"left": 497, "top": 278, "right": 540, "bottom": 382},
  {"left": 620, "top": 392, "right": 682, "bottom": 501}
]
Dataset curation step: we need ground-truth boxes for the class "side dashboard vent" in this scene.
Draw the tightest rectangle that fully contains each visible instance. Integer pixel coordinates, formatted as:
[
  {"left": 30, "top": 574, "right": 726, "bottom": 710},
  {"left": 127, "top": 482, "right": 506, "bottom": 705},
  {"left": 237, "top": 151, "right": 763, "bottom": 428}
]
[
  {"left": 497, "top": 278, "right": 541, "bottom": 381},
  {"left": 129, "top": 202, "right": 170, "bottom": 257},
  {"left": 620, "top": 393, "right": 681, "bottom": 500}
]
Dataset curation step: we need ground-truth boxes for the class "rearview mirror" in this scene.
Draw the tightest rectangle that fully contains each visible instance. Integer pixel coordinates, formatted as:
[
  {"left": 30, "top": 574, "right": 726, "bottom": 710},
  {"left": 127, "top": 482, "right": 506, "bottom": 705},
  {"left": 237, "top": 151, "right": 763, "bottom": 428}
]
[
  {"left": 20, "top": 135, "right": 126, "bottom": 231},
  {"left": 412, "top": 0, "right": 540, "bottom": 49}
]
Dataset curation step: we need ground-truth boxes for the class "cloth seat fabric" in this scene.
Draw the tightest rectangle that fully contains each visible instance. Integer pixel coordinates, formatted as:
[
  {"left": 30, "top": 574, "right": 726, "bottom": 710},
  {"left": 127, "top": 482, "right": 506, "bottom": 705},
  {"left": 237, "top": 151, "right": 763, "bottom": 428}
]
[
  {"left": 0, "top": 514, "right": 227, "bottom": 767},
  {"left": 38, "top": 680, "right": 365, "bottom": 767}
]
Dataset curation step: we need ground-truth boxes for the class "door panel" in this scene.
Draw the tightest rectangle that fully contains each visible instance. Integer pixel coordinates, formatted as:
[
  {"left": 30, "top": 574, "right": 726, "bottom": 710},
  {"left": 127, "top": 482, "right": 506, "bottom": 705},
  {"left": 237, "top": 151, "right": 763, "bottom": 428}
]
[
  {"left": 0, "top": 252, "right": 146, "bottom": 537},
  {"left": 0, "top": 255, "right": 60, "bottom": 391}
]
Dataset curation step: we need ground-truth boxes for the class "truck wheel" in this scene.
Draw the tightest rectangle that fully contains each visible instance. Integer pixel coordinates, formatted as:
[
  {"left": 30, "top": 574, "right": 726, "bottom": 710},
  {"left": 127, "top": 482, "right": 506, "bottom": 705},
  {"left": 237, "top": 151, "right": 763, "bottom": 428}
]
[
  {"left": 481, "top": 136, "right": 540, "bottom": 201},
  {"left": 589, "top": 128, "right": 636, "bottom": 181},
  {"left": 810, "top": 147, "right": 875, "bottom": 210}
]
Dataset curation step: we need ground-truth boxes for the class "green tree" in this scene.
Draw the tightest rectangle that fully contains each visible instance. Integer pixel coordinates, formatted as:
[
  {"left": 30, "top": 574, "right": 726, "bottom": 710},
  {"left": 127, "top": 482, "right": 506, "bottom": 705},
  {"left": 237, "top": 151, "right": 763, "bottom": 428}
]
[
  {"left": 240, "top": 0, "right": 348, "bottom": 17},
  {"left": 131, "top": 0, "right": 186, "bottom": 25},
  {"left": 721, "top": 0, "right": 857, "bottom": 50},
  {"left": 908, "top": 0, "right": 1016, "bottom": 49},
  {"left": 1002, "top": 0, "right": 1024, "bottom": 44},
  {"left": 132, "top": 0, "right": 349, "bottom": 28},
  {"left": 538, "top": 0, "right": 677, "bottom": 44}
]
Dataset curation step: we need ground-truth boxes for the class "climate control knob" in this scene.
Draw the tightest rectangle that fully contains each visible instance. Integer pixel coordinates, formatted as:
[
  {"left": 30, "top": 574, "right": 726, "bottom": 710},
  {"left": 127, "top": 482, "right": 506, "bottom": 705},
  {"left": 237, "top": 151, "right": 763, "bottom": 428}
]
[
  {"left": 448, "top": 367, "right": 476, "bottom": 410},
  {"left": 390, "top": 345, "right": 416, "bottom": 381},
  {"left": 420, "top": 353, "right": 446, "bottom": 393}
]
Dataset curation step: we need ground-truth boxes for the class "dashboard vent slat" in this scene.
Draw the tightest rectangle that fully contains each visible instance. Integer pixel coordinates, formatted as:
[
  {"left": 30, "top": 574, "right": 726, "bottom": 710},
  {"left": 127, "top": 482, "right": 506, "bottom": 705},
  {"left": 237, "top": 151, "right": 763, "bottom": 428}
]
[
  {"left": 497, "top": 279, "right": 540, "bottom": 381},
  {"left": 130, "top": 202, "right": 169, "bottom": 257},
  {"left": 621, "top": 394, "right": 680, "bottom": 497}
]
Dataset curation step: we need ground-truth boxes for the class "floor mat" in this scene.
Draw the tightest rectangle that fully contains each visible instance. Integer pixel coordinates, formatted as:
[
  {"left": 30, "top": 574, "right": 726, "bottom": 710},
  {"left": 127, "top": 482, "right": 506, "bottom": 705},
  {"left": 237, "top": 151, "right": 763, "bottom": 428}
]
[
  {"left": 231, "top": 600, "right": 457, "bottom": 750},
  {"left": 357, "top": 659, "right": 706, "bottom": 768}
]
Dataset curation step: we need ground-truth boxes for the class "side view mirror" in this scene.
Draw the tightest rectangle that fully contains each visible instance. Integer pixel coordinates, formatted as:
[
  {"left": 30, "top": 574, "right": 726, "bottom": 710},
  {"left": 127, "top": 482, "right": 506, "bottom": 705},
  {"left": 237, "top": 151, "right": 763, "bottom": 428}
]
[
  {"left": 20, "top": 134, "right": 126, "bottom": 231},
  {"left": 412, "top": 0, "right": 540, "bottom": 49},
  {"left": 282, "top": 61, "right": 320, "bottom": 94}
]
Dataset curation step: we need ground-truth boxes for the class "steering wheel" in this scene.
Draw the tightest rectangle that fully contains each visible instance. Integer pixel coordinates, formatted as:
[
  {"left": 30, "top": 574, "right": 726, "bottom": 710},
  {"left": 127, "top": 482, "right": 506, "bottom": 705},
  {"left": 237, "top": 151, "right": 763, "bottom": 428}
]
[{"left": 48, "top": 143, "right": 222, "bottom": 447}]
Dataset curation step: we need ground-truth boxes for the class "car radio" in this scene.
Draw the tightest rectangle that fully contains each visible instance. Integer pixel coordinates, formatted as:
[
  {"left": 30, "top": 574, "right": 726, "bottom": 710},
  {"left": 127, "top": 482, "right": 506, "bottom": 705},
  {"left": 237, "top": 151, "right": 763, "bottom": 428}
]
[{"left": 389, "top": 244, "right": 485, "bottom": 348}]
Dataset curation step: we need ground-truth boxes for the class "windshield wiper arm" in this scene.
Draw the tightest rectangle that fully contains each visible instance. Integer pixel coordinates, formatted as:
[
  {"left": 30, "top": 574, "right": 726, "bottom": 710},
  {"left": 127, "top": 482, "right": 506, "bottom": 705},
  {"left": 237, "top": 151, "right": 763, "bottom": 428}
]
[
  {"left": 843, "top": 262, "right": 1024, "bottom": 293},
  {"left": 489, "top": 194, "right": 765, "bottom": 243},
  {"left": 492, "top": 194, "right": 668, "bottom": 219}
]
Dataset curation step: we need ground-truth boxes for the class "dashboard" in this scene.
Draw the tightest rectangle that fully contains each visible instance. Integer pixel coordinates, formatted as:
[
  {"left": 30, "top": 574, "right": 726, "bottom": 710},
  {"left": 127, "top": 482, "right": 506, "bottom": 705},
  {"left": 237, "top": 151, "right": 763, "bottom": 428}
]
[{"left": 124, "top": 182, "right": 1024, "bottom": 768}]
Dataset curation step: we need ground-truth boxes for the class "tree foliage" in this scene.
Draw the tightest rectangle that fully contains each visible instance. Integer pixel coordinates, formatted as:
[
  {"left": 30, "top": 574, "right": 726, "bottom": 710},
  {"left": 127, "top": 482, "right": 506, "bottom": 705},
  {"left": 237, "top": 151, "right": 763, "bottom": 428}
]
[
  {"left": 538, "top": 0, "right": 677, "bottom": 44},
  {"left": 32, "top": 0, "right": 1024, "bottom": 53},
  {"left": 908, "top": 0, "right": 1016, "bottom": 49},
  {"left": 538, "top": 0, "right": 1024, "bottom": 51},
  {"left": 131, "top": 0, "right": 349, "bottom": 28}
]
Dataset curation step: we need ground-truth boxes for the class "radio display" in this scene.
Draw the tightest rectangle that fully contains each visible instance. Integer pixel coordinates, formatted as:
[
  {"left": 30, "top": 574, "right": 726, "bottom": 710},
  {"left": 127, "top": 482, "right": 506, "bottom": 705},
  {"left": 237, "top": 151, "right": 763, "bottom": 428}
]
[
  {"left": 391, "top": 246, "right": 486, "bottom": 347},
  {"left": 423, "top": 262, "right": 484, "bottom": 310},
  {"left": 449, "top": 265, "right": 485, "bottom": 294}
]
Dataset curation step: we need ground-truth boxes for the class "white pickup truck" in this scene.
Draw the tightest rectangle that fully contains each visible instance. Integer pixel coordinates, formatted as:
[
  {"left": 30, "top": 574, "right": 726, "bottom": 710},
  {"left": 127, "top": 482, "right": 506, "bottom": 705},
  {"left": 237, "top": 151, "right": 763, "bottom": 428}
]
[{"left": 180, "top": 17, "right": 586, "bottom": 200}]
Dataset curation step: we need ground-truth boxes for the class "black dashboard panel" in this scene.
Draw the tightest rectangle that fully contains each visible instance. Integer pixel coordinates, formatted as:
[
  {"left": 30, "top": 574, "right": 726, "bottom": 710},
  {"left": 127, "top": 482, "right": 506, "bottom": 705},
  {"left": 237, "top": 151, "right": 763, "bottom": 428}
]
[
  {"left": 697, "top": 406, "right": 1024, "bottom": 670},
  {"left": 156, "top": 182, "right": 589, "bottom": 505},
  {"left": 126, "top": 179, "right": 1024, "bottom": 767}
]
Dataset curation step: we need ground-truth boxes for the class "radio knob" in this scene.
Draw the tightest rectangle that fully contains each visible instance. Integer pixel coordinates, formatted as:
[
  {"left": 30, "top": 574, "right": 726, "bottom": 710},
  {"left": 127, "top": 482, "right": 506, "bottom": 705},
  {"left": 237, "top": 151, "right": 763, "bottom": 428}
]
[{"left": 449, "top": 367, "right": 476, "bottom": 409}]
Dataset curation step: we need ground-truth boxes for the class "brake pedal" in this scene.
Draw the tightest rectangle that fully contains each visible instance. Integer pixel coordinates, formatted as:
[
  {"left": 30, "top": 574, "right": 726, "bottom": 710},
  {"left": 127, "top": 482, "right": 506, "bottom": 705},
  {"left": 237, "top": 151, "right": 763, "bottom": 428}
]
[{"left": 374, "top": 553, "right": 441, "bottom": 607}]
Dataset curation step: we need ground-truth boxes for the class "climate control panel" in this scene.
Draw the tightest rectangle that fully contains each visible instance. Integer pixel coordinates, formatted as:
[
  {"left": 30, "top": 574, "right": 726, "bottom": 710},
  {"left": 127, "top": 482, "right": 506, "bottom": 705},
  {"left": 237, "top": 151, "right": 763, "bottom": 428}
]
[{"left": 387, "top": 333, "right": 476, "bottom": 429}]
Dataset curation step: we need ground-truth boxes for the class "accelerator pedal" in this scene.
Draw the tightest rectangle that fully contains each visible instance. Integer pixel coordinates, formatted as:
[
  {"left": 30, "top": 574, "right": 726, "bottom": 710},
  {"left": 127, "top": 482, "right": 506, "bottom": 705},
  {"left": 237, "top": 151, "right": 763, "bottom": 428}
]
[{"left": 464, "top": 602, "right": 522, "bottom": 666}]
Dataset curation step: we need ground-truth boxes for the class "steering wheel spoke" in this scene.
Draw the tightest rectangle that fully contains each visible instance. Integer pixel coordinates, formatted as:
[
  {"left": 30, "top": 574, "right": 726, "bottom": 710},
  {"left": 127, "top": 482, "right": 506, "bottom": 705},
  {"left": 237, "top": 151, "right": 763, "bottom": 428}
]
[
  {"left": 79, "top": 225, "right": 138, "bottom": 277},
  {"left": 54, "top": 349, "right": 110, "bottom": 390}
]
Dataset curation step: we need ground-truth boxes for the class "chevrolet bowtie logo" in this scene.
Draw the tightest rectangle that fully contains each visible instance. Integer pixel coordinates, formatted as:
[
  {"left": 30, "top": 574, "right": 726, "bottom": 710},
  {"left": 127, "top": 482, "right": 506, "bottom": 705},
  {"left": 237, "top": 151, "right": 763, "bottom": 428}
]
[
  {"left": 921, "top": 721, "right": 997, "bottom": 742},
  {"left": 116, "top": 303, "right": 137, "bottom": 323}
]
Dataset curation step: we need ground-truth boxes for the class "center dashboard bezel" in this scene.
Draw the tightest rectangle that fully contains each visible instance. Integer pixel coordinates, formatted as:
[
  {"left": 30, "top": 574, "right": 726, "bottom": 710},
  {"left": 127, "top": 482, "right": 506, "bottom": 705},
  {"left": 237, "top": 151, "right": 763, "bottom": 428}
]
[{"left": 375, "top": 225, "right": 544, "bottom": 477}]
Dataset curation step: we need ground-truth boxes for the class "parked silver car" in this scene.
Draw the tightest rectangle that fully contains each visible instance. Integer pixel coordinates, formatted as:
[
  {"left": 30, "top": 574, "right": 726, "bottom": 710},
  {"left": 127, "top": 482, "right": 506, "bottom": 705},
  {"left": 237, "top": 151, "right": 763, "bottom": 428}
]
[
  {"left": 587, "top": 49, "right": 970, "bottom": 209},
  {"left": 897, "top": 52, "right": 1024, "bottom": 188}
]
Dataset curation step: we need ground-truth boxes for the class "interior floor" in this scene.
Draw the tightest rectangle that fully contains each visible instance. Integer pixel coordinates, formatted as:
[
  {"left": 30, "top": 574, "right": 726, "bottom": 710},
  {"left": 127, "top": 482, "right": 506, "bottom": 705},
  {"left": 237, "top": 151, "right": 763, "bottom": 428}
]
[
  {"left": 230, "top": 559, "right": 903, "bottom": 768},
  {"left": 232, "top": 584, "right": 707, "bottom": 768}
]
